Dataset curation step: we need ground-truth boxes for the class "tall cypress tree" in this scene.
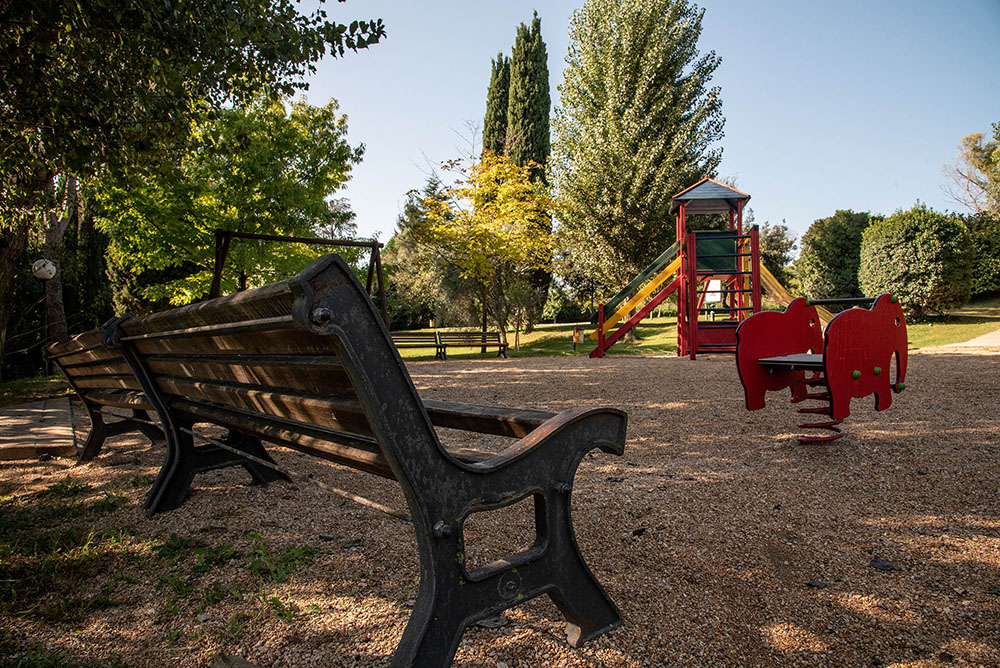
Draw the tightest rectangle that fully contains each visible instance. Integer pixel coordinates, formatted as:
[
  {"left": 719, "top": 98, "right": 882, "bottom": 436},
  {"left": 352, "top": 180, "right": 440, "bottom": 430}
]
[
  {"left": 482, "top": 54, "right": 510, "bottom": 156},
  {"left": 506, "top": 12, "right": 550, "bottom": 179},
  {"left": 506, "top": 12, "right": 552, "bottom": 321}
]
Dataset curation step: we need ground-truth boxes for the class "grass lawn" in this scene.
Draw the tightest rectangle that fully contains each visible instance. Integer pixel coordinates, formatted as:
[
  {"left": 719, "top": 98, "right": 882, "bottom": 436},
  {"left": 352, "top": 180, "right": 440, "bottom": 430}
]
[
  {"left": 395, "top": 295, "right": 1000, "bottom": 359},
  {"left": 394, "top": 316, "right": 680, "bottom": 361},
  {"left": 0, "top": 374, "right": 71, "bottom": 408},
  {"left": 904, "top": 295, "right": 1000, "bottom": 348},
  {"left": 2, "top": 297, "right": 997, "bottom": 405}
]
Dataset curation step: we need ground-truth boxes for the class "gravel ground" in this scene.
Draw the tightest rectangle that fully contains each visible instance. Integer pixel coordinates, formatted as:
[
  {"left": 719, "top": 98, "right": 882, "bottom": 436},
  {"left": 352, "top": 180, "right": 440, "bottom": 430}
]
[{"left": 1, "top": 351, "right": 998, "bottom": 667}]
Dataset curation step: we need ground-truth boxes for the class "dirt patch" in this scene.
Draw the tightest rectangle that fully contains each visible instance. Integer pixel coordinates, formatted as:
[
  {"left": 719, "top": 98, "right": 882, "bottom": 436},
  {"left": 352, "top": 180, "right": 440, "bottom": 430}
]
[{"left": 1, "top": 352, "right": 998, "bottom": 667}]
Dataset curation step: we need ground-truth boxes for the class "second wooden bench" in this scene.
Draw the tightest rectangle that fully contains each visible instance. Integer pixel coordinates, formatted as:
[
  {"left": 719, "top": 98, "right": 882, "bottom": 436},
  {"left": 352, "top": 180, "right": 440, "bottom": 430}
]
[{"left": 437, "top": 330, "right": 508, "bottom": 359}]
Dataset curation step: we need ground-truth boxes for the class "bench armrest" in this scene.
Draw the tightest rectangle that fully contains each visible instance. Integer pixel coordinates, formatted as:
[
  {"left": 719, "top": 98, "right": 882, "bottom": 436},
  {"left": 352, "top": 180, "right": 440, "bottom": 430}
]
[
  {"left": 468, "top": 407, "right": 627, "bottom": 473},
  {"left": 423, "top": 399, "right": 555, "bottom": 439}
]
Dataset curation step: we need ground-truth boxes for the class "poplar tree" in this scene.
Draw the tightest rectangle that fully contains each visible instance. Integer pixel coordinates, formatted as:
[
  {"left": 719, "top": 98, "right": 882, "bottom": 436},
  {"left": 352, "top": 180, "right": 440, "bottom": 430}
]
[
  {"left": 482, "top": 54, "right": 510, "bottom": 156},
  {"left": 506, "top": 12, "right": 551, "bottom": 178},
  {"left": 552, "top": 0, "right": 724, "bottom": 289}
]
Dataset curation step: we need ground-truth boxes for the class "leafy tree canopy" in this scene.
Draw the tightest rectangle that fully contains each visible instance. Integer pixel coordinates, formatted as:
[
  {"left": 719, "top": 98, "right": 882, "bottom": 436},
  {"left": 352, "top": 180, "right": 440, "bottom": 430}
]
[
  {"left": 506, "top": 12, "right": 550, "bottom": 177},
  {"left": 758, "top": 220, "right": 797, "bottom": 286},
  {"left": 552, "top": 0, "right": 724, "bottom": 291},
  {"left": 482, "top": 54, "right": 510, "bottom": 157},
  {"left": 944, "top": 122, "right": 1000, "bottom": 219},
  {"left": 418, "top": 153, "right": 553, "bottom": 338},
  {"left": 94, "top": 97, "right": 363, "bottom": 306},
  {"left": 796, "top": 210, "right": 871, "bottom": 300},
  {"left": 383, "top": 177, "right": 481, "bottom": 330},
  {"left": 0, "top": 0, "right": 384, "bottom": 203},
  {"left": 964, "top": 213, "right": 1000, "bottom": 298}
]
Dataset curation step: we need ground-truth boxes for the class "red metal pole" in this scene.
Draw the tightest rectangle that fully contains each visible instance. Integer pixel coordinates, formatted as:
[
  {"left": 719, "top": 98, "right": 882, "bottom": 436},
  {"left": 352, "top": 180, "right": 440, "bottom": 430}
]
[
  {"left": 596, "top": 302, "right": 606, "bottom": 358},
  {"left": 677, "top": 236, "right": 687, "bottom": 356},
  {"left": 737, "top": 201, "right": 744, "bottom": 237},
  {"left": 750, "top": 226, "right": 762, "bottom": 314},
  {"left": 687, "top": 231, "right": 698, "bottom": 360}
]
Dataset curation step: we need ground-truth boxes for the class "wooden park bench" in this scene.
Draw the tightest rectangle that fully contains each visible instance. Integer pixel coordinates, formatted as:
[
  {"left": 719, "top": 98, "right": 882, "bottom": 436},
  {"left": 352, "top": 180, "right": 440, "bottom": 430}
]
[
  {"left": 103, "top": 253, "right": 627, "bottom": 667},
  {"left": 45, "top": 329, "right": 164, "bottom": 461},
  {"left": 437, "top": 330, "right": 508, "bottom": 359},
  {"left": 390, "top": 330, "right": 445, "bottom": 359}
]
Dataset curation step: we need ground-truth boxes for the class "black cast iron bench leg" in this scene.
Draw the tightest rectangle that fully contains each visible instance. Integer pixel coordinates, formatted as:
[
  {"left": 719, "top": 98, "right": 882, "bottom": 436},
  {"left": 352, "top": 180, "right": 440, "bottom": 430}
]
[
  {"left": 78, "top": 407, "right": 165, "bottom": 462},
  {"left": 144, "top": 421, "right": 289, "bottom": 515},
  {"left": 391, "top": 410, "right": 624, "bottom": 668}
]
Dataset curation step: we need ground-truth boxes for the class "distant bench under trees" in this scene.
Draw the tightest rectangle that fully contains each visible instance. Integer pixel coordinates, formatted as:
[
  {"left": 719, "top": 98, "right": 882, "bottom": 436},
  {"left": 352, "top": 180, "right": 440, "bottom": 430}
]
[{"left": 391, "top": 330, "right": 508, "bottom": 359}]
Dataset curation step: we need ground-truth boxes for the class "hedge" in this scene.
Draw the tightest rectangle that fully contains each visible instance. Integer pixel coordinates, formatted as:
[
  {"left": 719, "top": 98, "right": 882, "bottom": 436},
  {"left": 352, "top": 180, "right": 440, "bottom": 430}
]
[{"left": 858, "top": 205, "right": 973, "bottom": 318}]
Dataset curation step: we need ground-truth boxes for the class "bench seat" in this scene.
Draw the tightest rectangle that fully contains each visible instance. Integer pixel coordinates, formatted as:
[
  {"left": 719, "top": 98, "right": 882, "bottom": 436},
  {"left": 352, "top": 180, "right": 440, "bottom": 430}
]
[{"left": 391, "top": 331, "right": 445, "bottom": 359}]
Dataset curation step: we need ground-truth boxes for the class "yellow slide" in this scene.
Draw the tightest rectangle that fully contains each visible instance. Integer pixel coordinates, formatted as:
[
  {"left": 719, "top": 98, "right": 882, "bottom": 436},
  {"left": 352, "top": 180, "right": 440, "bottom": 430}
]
[
  {"left": 590, "top": 256, "right": 682, "bottom": 339},
  {"left": 759, "top": 264, "right": 835, "bottom": 323}
]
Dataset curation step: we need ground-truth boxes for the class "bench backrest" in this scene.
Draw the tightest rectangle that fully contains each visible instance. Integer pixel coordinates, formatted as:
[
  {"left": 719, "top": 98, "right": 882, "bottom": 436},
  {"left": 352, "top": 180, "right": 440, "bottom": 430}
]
[
  {"left": 46, "top": 328, "right": 142, "bottom": 395},
  {"left": 438, "top": 331, "right": 503, "bottom": 345},
  {"left": 391, "top": 332, "right": 440, "bottom": 344},
  {"left": 108, "top": 254, "right": 448, "bottom": 486}
]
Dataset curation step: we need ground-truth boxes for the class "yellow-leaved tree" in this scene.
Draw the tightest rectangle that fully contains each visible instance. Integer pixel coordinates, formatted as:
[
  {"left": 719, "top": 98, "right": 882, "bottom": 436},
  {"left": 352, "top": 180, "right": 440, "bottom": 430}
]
[{"left": 421, "top": 152, "right": 553, "bottom": 349}]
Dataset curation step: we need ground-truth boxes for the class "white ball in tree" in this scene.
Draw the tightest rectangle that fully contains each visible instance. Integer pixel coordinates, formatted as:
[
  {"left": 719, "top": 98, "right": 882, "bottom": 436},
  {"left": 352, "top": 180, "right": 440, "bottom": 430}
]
[{"left": 31, "top": 259, "right": 57, "bottom": 280}]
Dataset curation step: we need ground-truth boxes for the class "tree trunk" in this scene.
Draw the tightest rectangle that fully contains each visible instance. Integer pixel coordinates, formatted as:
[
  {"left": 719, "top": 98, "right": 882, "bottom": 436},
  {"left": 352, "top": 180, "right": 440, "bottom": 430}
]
[
  {"left": 514, "top": 308, "right": 521, "bottom": 352},
  {"left": 0, "top": 215, "right": 32, "bottom": 381},
  {"left": 481, "top": 285, "right": 489, "bottom": 353},
  {"left": 624, "top": 308, "right": 641, "bottom": 343},
  {"left": 42, "top": 174, "right": 78, "bottom": 353}
]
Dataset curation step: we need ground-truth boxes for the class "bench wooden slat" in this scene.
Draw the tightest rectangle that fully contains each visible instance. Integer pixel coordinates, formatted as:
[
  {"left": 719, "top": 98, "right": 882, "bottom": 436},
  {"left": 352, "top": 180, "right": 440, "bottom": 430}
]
[
  {"left": 72, "top": 375, "right": 145, "bottom": 391},
  {"left": 120, "top": 315, "right": 294, "bottom": 343},
  {"left": 83, "top": 389, "right": 154, "bottom": 410},
  {"left": 120, "top": 278, "right": 296, "bottom": 336},
  {"left": 172, "top": 398, "right": 393, "bottom": 478},
  {"left": 59, "top": 359, "right": 135, "bottom": 375},
  {"left": 45, "top": 329, "right": 104, "bottom": 359},
  {"left": 130, "top": 327, "right": 339, "bottom": 357},
  {"left": 145, "top": 355, "right": 351, "bottom": 395},
  {"left": 391, "top": 333, "right": 438, "bottom": 342},
  {"left": 53, "top": 344, "right": 124, "bottom": 367},
  {"left": 156, "top": 376, "right": 373, "bottom": 437}
]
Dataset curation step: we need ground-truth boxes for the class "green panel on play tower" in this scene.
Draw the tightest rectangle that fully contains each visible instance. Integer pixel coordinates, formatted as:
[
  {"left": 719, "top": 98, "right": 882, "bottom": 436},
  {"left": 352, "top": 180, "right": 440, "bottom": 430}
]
[{"left": 694, "top": 230, "right": 738, "bottom": 271}]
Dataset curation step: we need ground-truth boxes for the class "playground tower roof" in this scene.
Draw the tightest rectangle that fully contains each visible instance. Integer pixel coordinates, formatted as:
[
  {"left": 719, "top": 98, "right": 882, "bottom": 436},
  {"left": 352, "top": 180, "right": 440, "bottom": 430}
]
[{"left": 671, "top": 177, "right": 751, "bottom": 215}]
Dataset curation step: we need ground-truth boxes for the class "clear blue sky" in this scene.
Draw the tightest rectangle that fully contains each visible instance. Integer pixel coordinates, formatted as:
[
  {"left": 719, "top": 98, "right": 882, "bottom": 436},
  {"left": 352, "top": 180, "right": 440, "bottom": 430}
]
[{"left": 301, "top": 0, "right": 1000, "bottom": 249}]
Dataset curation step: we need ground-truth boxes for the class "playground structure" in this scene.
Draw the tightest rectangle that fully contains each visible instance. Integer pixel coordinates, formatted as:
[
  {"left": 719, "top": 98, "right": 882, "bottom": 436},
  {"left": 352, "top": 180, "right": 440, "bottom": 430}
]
[
  {"left": 590, "top": 180, "right": 747, "bottom": 358},
  {"left": 589, "top": 178, "right": 836, "bottom": 359},
  {"left": 735, "top": 295, "right": 908, "bottom": 443}
]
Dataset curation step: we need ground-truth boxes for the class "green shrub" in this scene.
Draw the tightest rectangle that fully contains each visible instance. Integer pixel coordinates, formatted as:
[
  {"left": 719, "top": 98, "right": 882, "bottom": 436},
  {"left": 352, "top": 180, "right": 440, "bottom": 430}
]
[
  {"left": 796, "top": 210, "right": 871, "bottom": 300},
  {"left": 965, "top": 213, "right": 1000, "bottom": 298},
  {"left": 858, "top": 205, "right": 973, "bottom": 318}
]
